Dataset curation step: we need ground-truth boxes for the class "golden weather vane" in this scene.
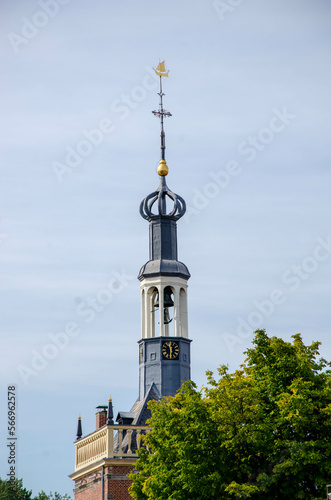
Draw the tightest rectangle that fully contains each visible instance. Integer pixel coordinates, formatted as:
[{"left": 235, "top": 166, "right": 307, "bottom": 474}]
[{"left": 154, "top": 61, "right": 169, "bottom": 78}]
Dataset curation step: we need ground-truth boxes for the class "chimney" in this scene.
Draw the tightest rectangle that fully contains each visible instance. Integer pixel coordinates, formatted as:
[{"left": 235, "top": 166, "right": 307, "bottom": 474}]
[{"left": 95, "top": 405, "right": 107, "bottom": 430}]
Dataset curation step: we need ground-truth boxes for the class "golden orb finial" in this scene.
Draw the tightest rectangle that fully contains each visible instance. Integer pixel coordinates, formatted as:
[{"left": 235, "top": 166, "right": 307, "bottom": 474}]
[
  {"left": 157, "top": 159, "right": 169, "bottom": 176},
  {"left": 109, "top": 395, "right": 112, "bottom": 402}
]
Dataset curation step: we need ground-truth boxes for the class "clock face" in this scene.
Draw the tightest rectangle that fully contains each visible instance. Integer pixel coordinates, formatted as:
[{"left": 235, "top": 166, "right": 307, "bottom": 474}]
[
  {"left": 139, "top": 344, "right": 144, "bottom": 363},
  {"left": 162, "top": 341, "right": 179, "bottom": 360}
]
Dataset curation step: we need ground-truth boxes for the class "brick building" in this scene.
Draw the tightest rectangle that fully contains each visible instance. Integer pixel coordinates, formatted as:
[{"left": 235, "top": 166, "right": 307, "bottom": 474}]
[{"left": 69, "top": 63, "right": 192, "bottom": 499}]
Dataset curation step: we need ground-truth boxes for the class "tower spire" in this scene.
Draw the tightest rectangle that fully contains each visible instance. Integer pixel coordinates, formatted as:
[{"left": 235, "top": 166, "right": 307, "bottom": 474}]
[
  {"left": 140, "top": 61, "right": 186, "bottom": 224},
  {"left": 152, "top": 61, "right": 171, "bottom": 176},
  {"left": 76, "top": 414, "right": 82, "bottom": 441},
  {"left": 106, "top": 395, "right": 114, "bottom": 425},
  {"left": 138, "top": 62, "right": 191, "bottom": 400}
]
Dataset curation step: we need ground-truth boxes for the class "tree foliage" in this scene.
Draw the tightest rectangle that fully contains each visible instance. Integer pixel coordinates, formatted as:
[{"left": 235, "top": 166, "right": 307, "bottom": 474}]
[
  {"left": 0, "top": 479, "right": 32, "bottom": 500},
  {"left": 0, "top": 478, "right": 72, "bottom": 500},
  {"left": 34, "top": 491, "right": 72, "bottom": 500},
  {"left": 129, "top": 330, "right": 331, "bottom": 500}
]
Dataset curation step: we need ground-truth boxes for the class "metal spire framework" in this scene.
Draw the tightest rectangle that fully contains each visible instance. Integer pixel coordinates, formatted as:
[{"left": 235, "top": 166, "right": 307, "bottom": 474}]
[
  {"left": 152, "top": 61, "right": 172, "bottom": 166},
  {"left": 140, "top": 61, "right": 186, "bottom": 222}
]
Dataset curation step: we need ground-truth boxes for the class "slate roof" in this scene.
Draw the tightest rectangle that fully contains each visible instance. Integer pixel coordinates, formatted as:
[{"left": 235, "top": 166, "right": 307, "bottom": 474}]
[
  {"left": 116, "top": 411, "right": 135, "bottom": 420},
  {"left": 113, "top": 383, "right": 160, "bottom": 454},
  {"left": 130, "top": 383, "right": 160, "bottom": 426}
]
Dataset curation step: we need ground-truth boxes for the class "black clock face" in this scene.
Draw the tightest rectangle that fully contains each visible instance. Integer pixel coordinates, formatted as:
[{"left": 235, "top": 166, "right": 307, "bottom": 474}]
[{"left": 162, "top": 341, "right": 179, "bottom": 360}]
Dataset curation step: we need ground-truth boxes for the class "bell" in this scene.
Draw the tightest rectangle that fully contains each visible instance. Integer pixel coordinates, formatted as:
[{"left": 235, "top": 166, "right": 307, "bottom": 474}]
[
  {"left": 154, "top": 286, "right": 174, "bottom": 309},
  {"left": 164, "top": 307, "right": 173, "bottom": 325},
  {"left": 164, "top": 287, "right": 175, "bottom": 308}
]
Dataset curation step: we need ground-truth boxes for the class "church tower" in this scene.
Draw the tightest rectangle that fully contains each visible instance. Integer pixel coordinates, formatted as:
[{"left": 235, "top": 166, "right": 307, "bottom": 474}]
[
  {"left": 70, "top": 62, "right": 192, "bottom": 500},
  {"left": 138, "top": 63, "right": 191, "bottom": 400}
]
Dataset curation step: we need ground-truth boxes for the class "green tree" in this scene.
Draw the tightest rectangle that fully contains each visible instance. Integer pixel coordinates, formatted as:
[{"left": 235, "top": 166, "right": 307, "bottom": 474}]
[
  {"left": 129, "top": 330, "right": 331, "bottom": 500},
  {"left": 34, "top": 492, "right": 72, "bottom": 500},
  {"left": 0, "top": 479, "right": 72, "bottom": 500},
  {"left": 0, "top": 478, "right": 32, "bottom": 500}
]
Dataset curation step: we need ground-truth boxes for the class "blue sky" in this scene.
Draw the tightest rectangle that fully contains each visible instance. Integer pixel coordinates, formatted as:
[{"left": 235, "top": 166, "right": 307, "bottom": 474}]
[{"left": 1, "top": 0, "right": 331, "bottom": 496}]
